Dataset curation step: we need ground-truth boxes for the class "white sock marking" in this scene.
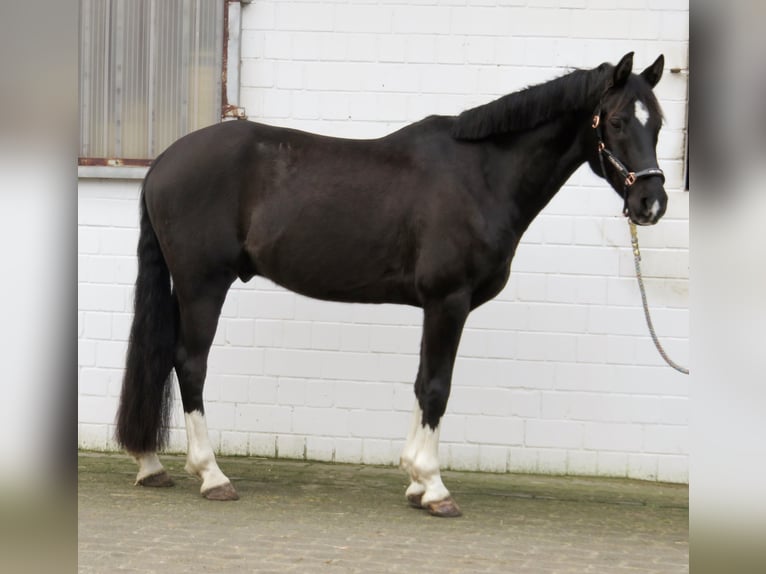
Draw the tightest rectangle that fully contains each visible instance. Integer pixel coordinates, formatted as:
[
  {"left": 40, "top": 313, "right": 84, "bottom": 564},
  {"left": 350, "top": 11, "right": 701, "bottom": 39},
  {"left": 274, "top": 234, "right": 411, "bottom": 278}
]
[
  {"left": 401, "top": 403, "right": 427, "bottom": 497},
  {"left": 400, "top": 403, "right": 422, "bottom": 469},
  {"left": 400, "top": 402, "right": 450, "bottom": 505},
  {"left": 413, "top": 425, "right": 450, "bottom": 505},
  {"left": 184, "top": 411, "right": 230, "bottom": 492},
  {"left": 134, "top": 452, "right": 165, "bottom": 484},
  {"left": 634, "top": 100, "right": 650, "bottom": 127}
]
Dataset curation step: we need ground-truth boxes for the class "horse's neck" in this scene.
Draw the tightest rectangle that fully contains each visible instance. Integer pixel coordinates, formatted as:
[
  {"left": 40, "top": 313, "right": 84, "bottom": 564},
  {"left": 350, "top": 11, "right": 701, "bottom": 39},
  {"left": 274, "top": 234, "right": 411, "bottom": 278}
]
[{"left": 492, "top": 113, "right": 591, "bottom": 233}]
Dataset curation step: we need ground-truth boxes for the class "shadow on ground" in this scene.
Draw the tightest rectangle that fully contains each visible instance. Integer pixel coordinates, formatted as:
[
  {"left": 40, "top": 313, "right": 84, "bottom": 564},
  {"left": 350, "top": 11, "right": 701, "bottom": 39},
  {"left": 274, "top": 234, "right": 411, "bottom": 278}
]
[{"left": 79, "top": 452, "right": 687, "bottom": 573}]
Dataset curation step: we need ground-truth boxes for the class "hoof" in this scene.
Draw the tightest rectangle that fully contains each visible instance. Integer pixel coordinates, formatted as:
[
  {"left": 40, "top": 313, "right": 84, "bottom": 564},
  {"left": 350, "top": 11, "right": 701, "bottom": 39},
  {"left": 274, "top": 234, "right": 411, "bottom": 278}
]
[
  {"left": 426, "top": 497, "right": 462, "bottom": 518},
  {"left": 406, "top": 492, "right": 424, "bottom": 509},
  {"left": 202, "top": 482, "right": 239, "bottom": 501},
  {"left": 136, "top": 471, "right": 175, "bottom": 488}
]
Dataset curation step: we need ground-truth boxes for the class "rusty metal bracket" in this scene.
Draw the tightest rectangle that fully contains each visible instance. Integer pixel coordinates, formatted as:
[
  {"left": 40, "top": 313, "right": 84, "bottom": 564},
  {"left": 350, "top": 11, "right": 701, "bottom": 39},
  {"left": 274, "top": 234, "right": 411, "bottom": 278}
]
[
  {"left": 222, "top": 104, "right": 247, "bottom": 120},
  {"left": 221, "top": 1, "right": 247, "bottom": 121},
  {"left": 78, "top": 157, "right": 152, "bottom": 167}
]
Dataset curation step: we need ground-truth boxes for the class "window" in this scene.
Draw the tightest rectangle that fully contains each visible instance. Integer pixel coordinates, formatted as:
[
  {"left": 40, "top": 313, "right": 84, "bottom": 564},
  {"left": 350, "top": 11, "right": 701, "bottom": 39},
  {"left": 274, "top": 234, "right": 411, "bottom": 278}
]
[{"left": 79, "top": 0, "right": 226, "bottom": 166}]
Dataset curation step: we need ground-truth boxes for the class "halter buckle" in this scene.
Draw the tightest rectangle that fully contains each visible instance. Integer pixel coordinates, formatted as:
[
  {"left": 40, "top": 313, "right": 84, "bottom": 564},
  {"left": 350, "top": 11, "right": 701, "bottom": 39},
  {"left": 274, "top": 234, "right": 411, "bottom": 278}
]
[
  {"left": 592, "top": 115, "right": 600, "bottom": 129},
  {"left": 625, "top": 172, "right": 637, "bottom": 186},
  {"left": 597, "top": 141, "right": 605, "bottom": 152}
]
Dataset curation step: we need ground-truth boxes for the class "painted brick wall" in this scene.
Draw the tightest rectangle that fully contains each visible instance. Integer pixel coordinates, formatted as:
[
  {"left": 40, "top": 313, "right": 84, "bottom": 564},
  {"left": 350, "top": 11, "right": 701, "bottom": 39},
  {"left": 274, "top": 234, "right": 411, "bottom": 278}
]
[{"left": 78, "top": 0, "right": 689, "bottom": 482}]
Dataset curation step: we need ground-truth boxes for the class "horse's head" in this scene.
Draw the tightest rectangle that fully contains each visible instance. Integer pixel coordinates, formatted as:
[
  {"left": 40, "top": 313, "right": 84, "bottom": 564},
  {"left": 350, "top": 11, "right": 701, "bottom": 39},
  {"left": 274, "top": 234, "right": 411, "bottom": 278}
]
[{"left": 589, "top": 53, "right": 668, "bottom": 226}]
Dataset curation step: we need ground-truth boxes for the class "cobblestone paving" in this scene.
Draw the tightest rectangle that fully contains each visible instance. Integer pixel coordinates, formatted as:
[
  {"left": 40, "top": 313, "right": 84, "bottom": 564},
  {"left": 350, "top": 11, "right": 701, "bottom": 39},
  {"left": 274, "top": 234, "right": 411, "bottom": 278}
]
[{"left": 78, "top": 453, "right": 688, "bottom": 573}]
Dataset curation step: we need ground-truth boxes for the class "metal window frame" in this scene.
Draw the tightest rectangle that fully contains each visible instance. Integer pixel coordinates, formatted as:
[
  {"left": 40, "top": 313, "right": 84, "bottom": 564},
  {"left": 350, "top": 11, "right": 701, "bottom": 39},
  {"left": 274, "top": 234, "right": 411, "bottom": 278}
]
[
  {"left": 78, "top": 0, "right": 247, "bottom": 179},
  {"left": 670, "top": 58, "right": 690, "bottom": 192}
]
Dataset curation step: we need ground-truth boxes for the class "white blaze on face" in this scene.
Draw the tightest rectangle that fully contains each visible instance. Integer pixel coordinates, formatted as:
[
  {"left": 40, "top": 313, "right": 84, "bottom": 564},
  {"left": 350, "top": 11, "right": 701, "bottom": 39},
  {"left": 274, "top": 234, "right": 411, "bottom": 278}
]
[{"left": 634, "top": 100, "right": 650, "bottom": 127}]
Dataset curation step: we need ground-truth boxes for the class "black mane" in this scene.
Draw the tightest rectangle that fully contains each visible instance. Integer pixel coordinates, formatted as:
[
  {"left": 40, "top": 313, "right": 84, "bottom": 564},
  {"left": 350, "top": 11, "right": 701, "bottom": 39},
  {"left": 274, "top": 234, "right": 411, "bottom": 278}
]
[{"left": 451, "top": 65, "right": 610, "bottom": 140}]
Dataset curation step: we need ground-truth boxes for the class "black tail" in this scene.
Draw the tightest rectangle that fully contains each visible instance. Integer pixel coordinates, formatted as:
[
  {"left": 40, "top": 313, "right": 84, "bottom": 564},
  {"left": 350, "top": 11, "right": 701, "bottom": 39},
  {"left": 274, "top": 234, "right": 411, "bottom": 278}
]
[{"left": 115, "top": 182, "right": 177, "bottom": 453}]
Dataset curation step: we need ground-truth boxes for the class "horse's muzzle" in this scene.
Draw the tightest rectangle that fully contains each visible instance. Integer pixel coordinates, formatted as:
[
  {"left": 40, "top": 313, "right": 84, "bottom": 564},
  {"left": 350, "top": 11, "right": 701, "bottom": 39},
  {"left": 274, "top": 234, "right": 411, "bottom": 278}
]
[{"left": 628, "top": 184, "right": 667, "bottom": 226}]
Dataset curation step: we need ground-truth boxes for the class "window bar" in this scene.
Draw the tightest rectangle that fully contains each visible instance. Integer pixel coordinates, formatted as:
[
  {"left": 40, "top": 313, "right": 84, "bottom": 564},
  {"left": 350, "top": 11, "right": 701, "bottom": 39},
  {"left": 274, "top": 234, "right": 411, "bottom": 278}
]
[
  {"left": 102, "top": 0, "right": 111, "bottom": 159},
  {"left": 80, "top": 0, "right": 92, "bottom": 157},
  {"left": 112, "top": 0, "right": 124, "bottom": 158},
  {"left": 193, "top": 0, "right": 201, "bottom": 128},
  {"left": 147, "top": 0, "right": 157, "bottom": 158},
  {"left": 179, "top": 0, "right": 191, "bottom": 137}
]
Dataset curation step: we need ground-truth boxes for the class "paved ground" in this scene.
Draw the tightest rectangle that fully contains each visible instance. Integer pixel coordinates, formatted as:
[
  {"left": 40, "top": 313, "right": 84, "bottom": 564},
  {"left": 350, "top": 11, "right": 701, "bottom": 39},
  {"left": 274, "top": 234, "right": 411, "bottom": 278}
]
[{"left": 78, "top": 452, "right": 688, "bottom": 573}]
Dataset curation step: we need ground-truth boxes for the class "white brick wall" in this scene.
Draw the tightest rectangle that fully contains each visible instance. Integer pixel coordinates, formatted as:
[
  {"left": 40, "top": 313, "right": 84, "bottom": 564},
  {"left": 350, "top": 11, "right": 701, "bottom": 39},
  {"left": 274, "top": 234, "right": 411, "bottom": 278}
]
[{"left": 78, "top": 1, "right": 689, "bottom": 483}]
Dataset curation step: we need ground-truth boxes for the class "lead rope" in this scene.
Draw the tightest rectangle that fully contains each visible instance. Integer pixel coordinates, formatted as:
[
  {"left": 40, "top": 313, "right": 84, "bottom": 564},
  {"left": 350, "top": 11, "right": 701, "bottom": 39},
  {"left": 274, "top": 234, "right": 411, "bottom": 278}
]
[{"left": 628, "top": 220, "right": 689, "bottom": 375}]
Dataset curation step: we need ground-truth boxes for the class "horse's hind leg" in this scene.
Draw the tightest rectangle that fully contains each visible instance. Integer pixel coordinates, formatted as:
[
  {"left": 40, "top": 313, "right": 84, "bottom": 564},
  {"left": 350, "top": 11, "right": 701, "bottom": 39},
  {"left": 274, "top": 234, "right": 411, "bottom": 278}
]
[
  {"left": 134, "top": 452, "right": 174, "bottom": 487},
  {"left": 174, "top": 274, "right": 238, "bottom": 500}
]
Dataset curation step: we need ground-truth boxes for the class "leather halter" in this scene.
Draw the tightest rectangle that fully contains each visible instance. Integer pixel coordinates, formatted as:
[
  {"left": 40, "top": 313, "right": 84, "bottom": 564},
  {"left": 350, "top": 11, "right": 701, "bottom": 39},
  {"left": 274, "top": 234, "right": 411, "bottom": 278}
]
[{"left": 592, "top": 98, "right": 665, "bottom": 217}]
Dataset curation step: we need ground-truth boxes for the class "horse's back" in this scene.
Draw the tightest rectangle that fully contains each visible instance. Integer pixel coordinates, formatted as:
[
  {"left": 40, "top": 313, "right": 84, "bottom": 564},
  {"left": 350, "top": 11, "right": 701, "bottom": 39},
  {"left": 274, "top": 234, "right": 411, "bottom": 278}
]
[
  {"left": 142, "top": 118, "right": 484, "bottom": 305},
  {"left": 236, "top": 122, "right": 438, "bottom": 304}
]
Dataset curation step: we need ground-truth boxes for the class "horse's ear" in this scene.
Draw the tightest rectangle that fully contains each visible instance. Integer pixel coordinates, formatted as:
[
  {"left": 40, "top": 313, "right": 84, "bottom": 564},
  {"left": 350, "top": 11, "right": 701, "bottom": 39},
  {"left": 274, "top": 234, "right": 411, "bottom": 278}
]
[
  {"left": 640, "top": 54, "right": 665, "bottom": 88},
  {"left": 613, "top": 52, "right": 634, "bottom": 87}
]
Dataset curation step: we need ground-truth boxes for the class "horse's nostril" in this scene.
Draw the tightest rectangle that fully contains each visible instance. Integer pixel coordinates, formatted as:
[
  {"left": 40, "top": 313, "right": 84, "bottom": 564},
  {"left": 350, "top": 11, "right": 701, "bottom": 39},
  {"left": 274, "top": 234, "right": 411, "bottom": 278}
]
[{"left": 641, "top": 198, "right": 662, "bottom": 221}]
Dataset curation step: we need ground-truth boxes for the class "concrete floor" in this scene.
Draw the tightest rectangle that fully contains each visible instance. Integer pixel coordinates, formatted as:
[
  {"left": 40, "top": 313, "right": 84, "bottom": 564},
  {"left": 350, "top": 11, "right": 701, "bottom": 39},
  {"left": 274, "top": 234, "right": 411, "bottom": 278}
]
[{"left": 78, "top": 452, "right": 688, "bottom": 573}]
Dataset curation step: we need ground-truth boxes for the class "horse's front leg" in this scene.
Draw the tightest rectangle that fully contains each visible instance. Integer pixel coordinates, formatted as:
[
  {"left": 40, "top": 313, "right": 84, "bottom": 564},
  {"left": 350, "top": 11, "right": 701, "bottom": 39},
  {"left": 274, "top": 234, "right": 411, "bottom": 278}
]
[
  {"left": 400, "top": 290, "right": 470, "bottom": 517},
  {"left": 400, "top": 403, "right": 455, "bottom": 514}
]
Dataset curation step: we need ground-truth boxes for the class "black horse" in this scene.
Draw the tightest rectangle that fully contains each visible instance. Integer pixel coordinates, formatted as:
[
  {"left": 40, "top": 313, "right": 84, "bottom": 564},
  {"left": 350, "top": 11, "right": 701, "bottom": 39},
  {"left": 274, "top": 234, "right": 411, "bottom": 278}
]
[{"left": 116, "top": 53, "right": 667, "bottom": 517}]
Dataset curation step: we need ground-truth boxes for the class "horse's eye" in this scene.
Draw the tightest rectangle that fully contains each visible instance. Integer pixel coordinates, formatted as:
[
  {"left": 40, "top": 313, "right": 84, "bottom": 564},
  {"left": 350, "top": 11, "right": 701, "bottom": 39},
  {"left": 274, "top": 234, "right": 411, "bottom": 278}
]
[{"left": 609, "top": 117, "right": 623, "bottom": 129}]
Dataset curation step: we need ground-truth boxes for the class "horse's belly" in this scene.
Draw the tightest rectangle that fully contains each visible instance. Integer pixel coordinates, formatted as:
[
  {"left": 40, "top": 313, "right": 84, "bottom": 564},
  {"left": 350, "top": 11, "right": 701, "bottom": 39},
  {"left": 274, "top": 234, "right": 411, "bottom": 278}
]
[{"left": 246, "top": 229, "right": 419, "bottom": 305}]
